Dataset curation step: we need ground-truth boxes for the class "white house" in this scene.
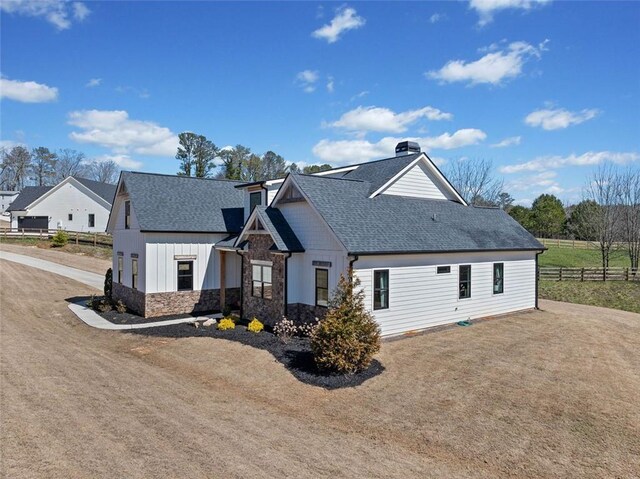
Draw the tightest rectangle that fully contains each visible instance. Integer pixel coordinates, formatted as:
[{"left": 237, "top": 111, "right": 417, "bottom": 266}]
[
  {"left": 0, "top": 190, "right": 19, "bottom": 214},
  {"left": 108, "top": 142, "right": 545, "bottom": 336},
  {"left": 8, "top": 176, "right": 116, "bottom": 232}
]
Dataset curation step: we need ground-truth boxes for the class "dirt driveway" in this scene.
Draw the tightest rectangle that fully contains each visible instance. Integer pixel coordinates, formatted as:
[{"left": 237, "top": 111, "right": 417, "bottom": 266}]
[{"left": 1, "top": 255, "right": 639, "bottom": 478}]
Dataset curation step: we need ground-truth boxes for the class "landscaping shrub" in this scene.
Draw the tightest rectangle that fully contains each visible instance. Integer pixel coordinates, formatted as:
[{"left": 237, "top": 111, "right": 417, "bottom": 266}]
[
  {"left": 222, "top": 305, "right": 232, "bottom": 317},
  {"left": 311, "top": 273, "right": 381, "bottom": 374},
  {"left": 115, "top": 299, "right": 127, "bottom": 314},
  {"left": 297, "top": 318, "right": 320, "bottom": 338},
  {"left": 273, "top": 316, "right": 297, "bottom": 343},
  {"left": 51, "top": 230, "right": 69, "bottom": 247},
  {"left": 104, "top": 268, "right": 113, "bottom": 299},
  {"left": 217, "top": 318, "right": 236, "bottom": 330},
  {"left": 247, "top": 317, "right": 264, "bottom": 333}
]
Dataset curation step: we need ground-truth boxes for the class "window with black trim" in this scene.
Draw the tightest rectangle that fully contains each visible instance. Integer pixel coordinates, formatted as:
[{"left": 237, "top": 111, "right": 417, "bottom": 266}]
[
  {"left": 252, "top": 263, "right": 272, "bottom": 299},
  {"left": 68, "top": 213, "right": 73, "bottom": 221},
  {"left": 459, "top": 265, "right": 471, "bottom": 299},
  {"left": 249, "top": 192, "right": 262, "bottom": 213},
  {"left": 437, "top": 266, "right": 451, "bottom": 274},
  {"left": 373, "top": 270, "right": 389, "bottom": 310},
  {"left": 117, "top": 256, "right": 123, "bottom": 283},
  {"left": 88, "top": 214, "right": 95, "bottom": 228},
  {"left": 177, "top": 261, "right": 193, "bottom": 291},
  {"left": 493, "top": 263, "right": 504, "bottom": 294},
  {"left": 315, "top": 269, "right": 329, "bottom": 307},
  {"left": 132, "top": 258, "right": 138, "bottom": 290},
  {"left": 124, "top": 200, "right": 131, "bottom": 229}
]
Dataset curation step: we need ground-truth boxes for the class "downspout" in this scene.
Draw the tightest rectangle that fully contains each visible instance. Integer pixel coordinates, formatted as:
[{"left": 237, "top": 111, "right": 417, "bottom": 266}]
[
  {"left": 535, "top": 251, "right": 542, "bottom": 309},
  {"left": 283, "top": 252, "right": 292, "bottom": 317},
  {"left": 349, "top": 255, "right": 359, "bottom": 279},
  {"left": 260, "top": 183, "right": 269, "bottom": 206},
  {"left": 235, "top": 250, "right": 244, "bottom": 319}
]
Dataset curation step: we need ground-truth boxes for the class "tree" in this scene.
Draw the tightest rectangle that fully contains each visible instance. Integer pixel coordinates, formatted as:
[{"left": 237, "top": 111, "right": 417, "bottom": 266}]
[
  {"left": 497, "top": 192, "right": 514, "bottom": 211},
  {"left": 0, "top": 146, "right": 32, "bottom": 190},
  {"left": 567, "top": 200, "right": 601, "bottom": 241},
  {"left": 310, "top": 273, "right": 381, "bottom": 374},
  {"left": 618, "top": 167, "right": 640, "bottom": 273},
  {"left": 261, "top": 151, "right": 288, "bottom": 179},
  {"left": 54, "top": 149, "right": 88, "bottom": 182},
  {"left": 176, "top": 132, "right": 218, "bottom": 178},
  {"left": 530, "top": 194, "right": 565, "bottom": 238},
  {"left": 217, "top": 144, "right": 251, "bottom": 180},
  {"left": 584, "top": 165, "right": 623, "bottom": 270},
  {"left": 31, "top": 147, "right": 57, "bottom": 186},
  {"left": 446, "top": 158, "right": 503, "bottom": 206},
  {"left": 508, "top": 205, "right": 533, "bottom": 231},
  {"left": 88, "top": 159, "right": 120, "bottom": 184},
  {"left": 302, "top": 164, "right": 332, "bottom": 174}
]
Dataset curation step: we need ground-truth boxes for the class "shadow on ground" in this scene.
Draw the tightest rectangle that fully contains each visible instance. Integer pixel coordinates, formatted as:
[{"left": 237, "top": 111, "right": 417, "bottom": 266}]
[{"left": 65, "top": 295, "right": 384, "bottom": 390}]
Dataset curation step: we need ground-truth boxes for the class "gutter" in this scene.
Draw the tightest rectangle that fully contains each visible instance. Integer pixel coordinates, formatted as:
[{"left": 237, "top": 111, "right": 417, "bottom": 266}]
[
  {"left": 348, "top": 247, "right": 547, "bottom": 256},
  {"left": 349, "top": 255, "right": 359, "bottom": 280},
  {"left": 535, "top": 250, "right": 543, "bottom": 309}
]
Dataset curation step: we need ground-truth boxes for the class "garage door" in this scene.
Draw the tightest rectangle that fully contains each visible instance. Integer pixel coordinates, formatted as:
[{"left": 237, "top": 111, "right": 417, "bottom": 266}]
[{"left": 18, "top": 216, "right": 49, "bottom": 230}]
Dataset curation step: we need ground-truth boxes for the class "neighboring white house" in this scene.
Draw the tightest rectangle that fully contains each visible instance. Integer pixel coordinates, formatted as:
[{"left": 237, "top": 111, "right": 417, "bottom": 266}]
[
  {"left": 8, "top": 176, "right": 117, "bottom": 232},
  {"left": 0, "top": 190, "right": 19, "bottom": 214},
  {"left": 108, "top": 141, "right": 545, "bottom": 336}
]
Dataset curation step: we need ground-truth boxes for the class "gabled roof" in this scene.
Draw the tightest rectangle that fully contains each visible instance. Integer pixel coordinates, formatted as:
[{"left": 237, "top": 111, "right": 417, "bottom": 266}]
[
  {"left": 73, "top": 177, "right": 117, "bottom": 204},
  {"left": 234, "top": 206, "right": 304, "bottom": 252},
  {"left": 339, "top": 153, "right": 421, "bottom": 195},
  {"left": 119, "top": 172, "right": 245, "bottom": 233},
  {"left": 284, "top": 174, "right": 544, "bottom": 255},
  {"left": 6, "top": 186, "right": 53, "bottom": 211}
]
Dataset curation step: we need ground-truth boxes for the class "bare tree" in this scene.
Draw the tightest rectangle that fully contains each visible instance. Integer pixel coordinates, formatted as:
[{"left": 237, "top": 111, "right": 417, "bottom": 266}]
[
  {"left": 31, "top": 147, "right": 57, "bottom": 186},
  {"left": 584, "top": 165, "right": 623, "bottom": 270},
  {"left": 54, "top": 149, "right": 88, "bottom": 182},
  {"left": 446, "top": 158, "right": 504, "bottom": 206},
  {"left": 0, "top": 146, "right": 32, "bottom": 190},
  {"left": 88, "top": 159, "right": 120, "bottom": 184},
  {"left": 619, "top": 167, "right": 640, "bottom": 274}
]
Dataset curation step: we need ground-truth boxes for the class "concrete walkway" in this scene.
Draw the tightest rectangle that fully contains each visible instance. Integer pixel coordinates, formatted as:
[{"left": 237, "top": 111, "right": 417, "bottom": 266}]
[{"left": 0, "top": 250, "right": 206, "bottom": 330}]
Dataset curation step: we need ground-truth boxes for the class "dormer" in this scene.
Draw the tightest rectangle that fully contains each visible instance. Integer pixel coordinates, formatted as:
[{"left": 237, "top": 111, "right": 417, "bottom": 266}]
[{"left": 235, "top": 178, "right": 287, "bottom": 223}]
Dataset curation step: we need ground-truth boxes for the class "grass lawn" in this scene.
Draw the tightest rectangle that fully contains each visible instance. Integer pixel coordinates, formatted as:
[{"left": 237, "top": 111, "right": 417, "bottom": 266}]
[
  {"left": 540, "top": 280, "right": 640, "bottom": 314},
  {"left": 0, "top": 236, "right": 112, "bottom": 260},
  {"left": 539, "top": 245, "right": 630, "bottom": 268}
]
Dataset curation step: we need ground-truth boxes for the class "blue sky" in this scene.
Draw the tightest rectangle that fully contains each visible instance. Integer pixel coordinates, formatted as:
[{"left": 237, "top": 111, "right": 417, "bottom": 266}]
[{"left": 1, "top": 0, "right": 639, "bottom": 205}]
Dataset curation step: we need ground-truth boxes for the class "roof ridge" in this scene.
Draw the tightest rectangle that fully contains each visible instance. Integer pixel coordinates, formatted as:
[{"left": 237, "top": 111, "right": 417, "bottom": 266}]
[
  {"left": 293, "top": 173, "right": 368, "bottom": 183},
  {"left": 123, "top": 171, "right": 245, "bottom": 183}
]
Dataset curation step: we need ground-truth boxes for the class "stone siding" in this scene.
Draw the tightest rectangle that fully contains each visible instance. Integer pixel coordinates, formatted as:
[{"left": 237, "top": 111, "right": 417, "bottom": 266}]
[
  {"left": 287, "top": 303, "right": 328, "bottom": 324},
  {"left": 113, "top": 282, "right": 146, "bottom": 316},
  {"left": 241, "top": 234, "right": 285, "bottom": 326}
]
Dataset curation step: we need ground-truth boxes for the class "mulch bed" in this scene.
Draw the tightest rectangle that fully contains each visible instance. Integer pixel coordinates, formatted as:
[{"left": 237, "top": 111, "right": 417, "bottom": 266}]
[{"left": 129, "top": 320, "right": 384, "bottom": 390}]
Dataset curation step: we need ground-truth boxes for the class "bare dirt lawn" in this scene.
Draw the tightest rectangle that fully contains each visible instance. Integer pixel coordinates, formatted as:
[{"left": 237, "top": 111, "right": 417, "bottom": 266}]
[
  {"left": 0, "top": 242, "right": 111, "bottom": 274},
  {"left": 1, "top": 259, "right": 639, "bottom": 478}
]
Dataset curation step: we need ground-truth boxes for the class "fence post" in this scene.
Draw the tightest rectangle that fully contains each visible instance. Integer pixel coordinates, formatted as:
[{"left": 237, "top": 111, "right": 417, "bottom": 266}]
[
  {"left": 626, "top": 268, "right": 629, "bottom": 281},
  {"left": 557, "top": 238, "right": 560, "bottom": 247},
  {"left": 76, "top": 232, "right": 79, "bottom": 245},
  {"left": 559, "top": 267, "right": 563, "bottom": 281},
  {"left": 581, "top": 268, "right": 584, "bottom": 282},
  {"left": 94, "top": 233, "right": 97, "bottom": 247},
  {"left": 603, "top": 267, "right": 606, "bottom": 282}
]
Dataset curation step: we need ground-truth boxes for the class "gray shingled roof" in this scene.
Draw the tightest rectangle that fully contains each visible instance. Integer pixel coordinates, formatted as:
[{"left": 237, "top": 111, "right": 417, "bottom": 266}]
[
  {"left": 122, "top": 172, "right": 244, "bottom": 233},
  {"left": 291, "top": 174, "right": 544, "bottom": 254},
  {"left": 6, "top": 186, "right": 53, "bottom": 211},
  {"left": 74, "top": 177, "right": 117, "bottom": 204},
  {"left": 252, "top": 206, "right": 304, "bottom": 252},
  {"left": 340, "top": 153, "right": 421, "bottom": 195}
]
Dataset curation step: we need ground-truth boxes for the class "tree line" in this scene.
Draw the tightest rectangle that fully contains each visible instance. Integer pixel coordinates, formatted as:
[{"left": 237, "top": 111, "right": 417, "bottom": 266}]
[
  {"left": 508, "top": 165, "right": 640, "bottom": 271},
  {"left": 0, "top": 145, "right": 120, "bottom": 190},
  {"left": 175, "top": 132, "right": 331, "bottom": 182}
]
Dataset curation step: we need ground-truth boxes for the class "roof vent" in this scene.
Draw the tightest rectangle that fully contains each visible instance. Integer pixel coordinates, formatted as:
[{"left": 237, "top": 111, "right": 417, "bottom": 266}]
[{"left": 395, "top": 141, "right": 421, "bottom": 156}]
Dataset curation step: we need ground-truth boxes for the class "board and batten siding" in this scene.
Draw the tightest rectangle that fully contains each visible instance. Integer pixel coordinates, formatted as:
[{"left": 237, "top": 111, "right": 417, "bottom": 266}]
[
  {"left": 381, "top": 161, "right": 455, "bottom": 201},
  {"left": 144, "top": 233, "right": 241, "bottom": 294},
  {"left": 23, "top": 182, "right": 110, "bottom": 232},
  {"left": 111, "top": 195, "right": 146, "bottom": 291},
  {"left": 277, "top": 200, "right": 348, "bottom": 306},
  {"left": 354, "top": 251, "right": 537, "bottom": 336}
]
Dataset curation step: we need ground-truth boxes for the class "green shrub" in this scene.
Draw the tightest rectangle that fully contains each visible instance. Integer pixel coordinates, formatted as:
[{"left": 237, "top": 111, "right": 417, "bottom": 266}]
[
  {"left": 247, "top": 317, "right": 264, "bottom": 333},
  {"left": 51, "top": 230, "right": 69, "bottom": 247},
  {"left": 311, "top": 273, "right": 381, "bottom": 374},
  {"left": 115, "top": 299, "right": 127, "bottom": 314},
  {"left": 222, "top": 304, "right": 232, "bottom": 317},
  {"left": 104, "top": 268, "right": 113, "bottom": 299},
  {"left": 217, "top": 318, "right": 235, "bottom": 330}
]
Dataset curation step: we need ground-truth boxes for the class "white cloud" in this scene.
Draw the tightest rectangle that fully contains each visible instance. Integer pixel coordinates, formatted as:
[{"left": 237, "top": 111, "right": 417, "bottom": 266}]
[
  {"left": 491, "top": 135, "right": 521, "bottom": 147},
  {"left": 313, "top": 129, "right": 486, "bottom": 165},
  {"left": 429, "top": 13, "right": 445, "bottom": 23},
  {"left": 312, "top": 6, "right": 365, "bottom": 43},
  {"left": 296, "top": 70, "right": 319, "bottom": 93},
  {"left": 524, "top": 107, "right": 599, "bottom": 130},
  {"left": 470, "top": 0, "right": 551, "bottom": 26},
  {"left": 0, "top": 0, "right": 90, "bottom": 30},
  {"left": 500, "top": 151, "right": 640, "bottom": 174},
  {"left": 0, "top": 77, "right": 58, "bottom": 103},
  {"left": 326, "top": 76, "right": 334, "bottom": 93},
  {"left": 427, "top": 40, "right": 548, "bottom": 86},
  {"left": 93, "top": 154, "right": 143, "bottom": 170},
  {"left": 85, "top": 78, "right": 101, "bottom": 88},
  {"left": 327, "top": 106, "right": 453, "bottom": 133},
  {"left": 68, "top": 109, "right": 179, "bottom": 157},
  {"left": 0, "top": 139, "right": 26, "bottom": 151}
]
